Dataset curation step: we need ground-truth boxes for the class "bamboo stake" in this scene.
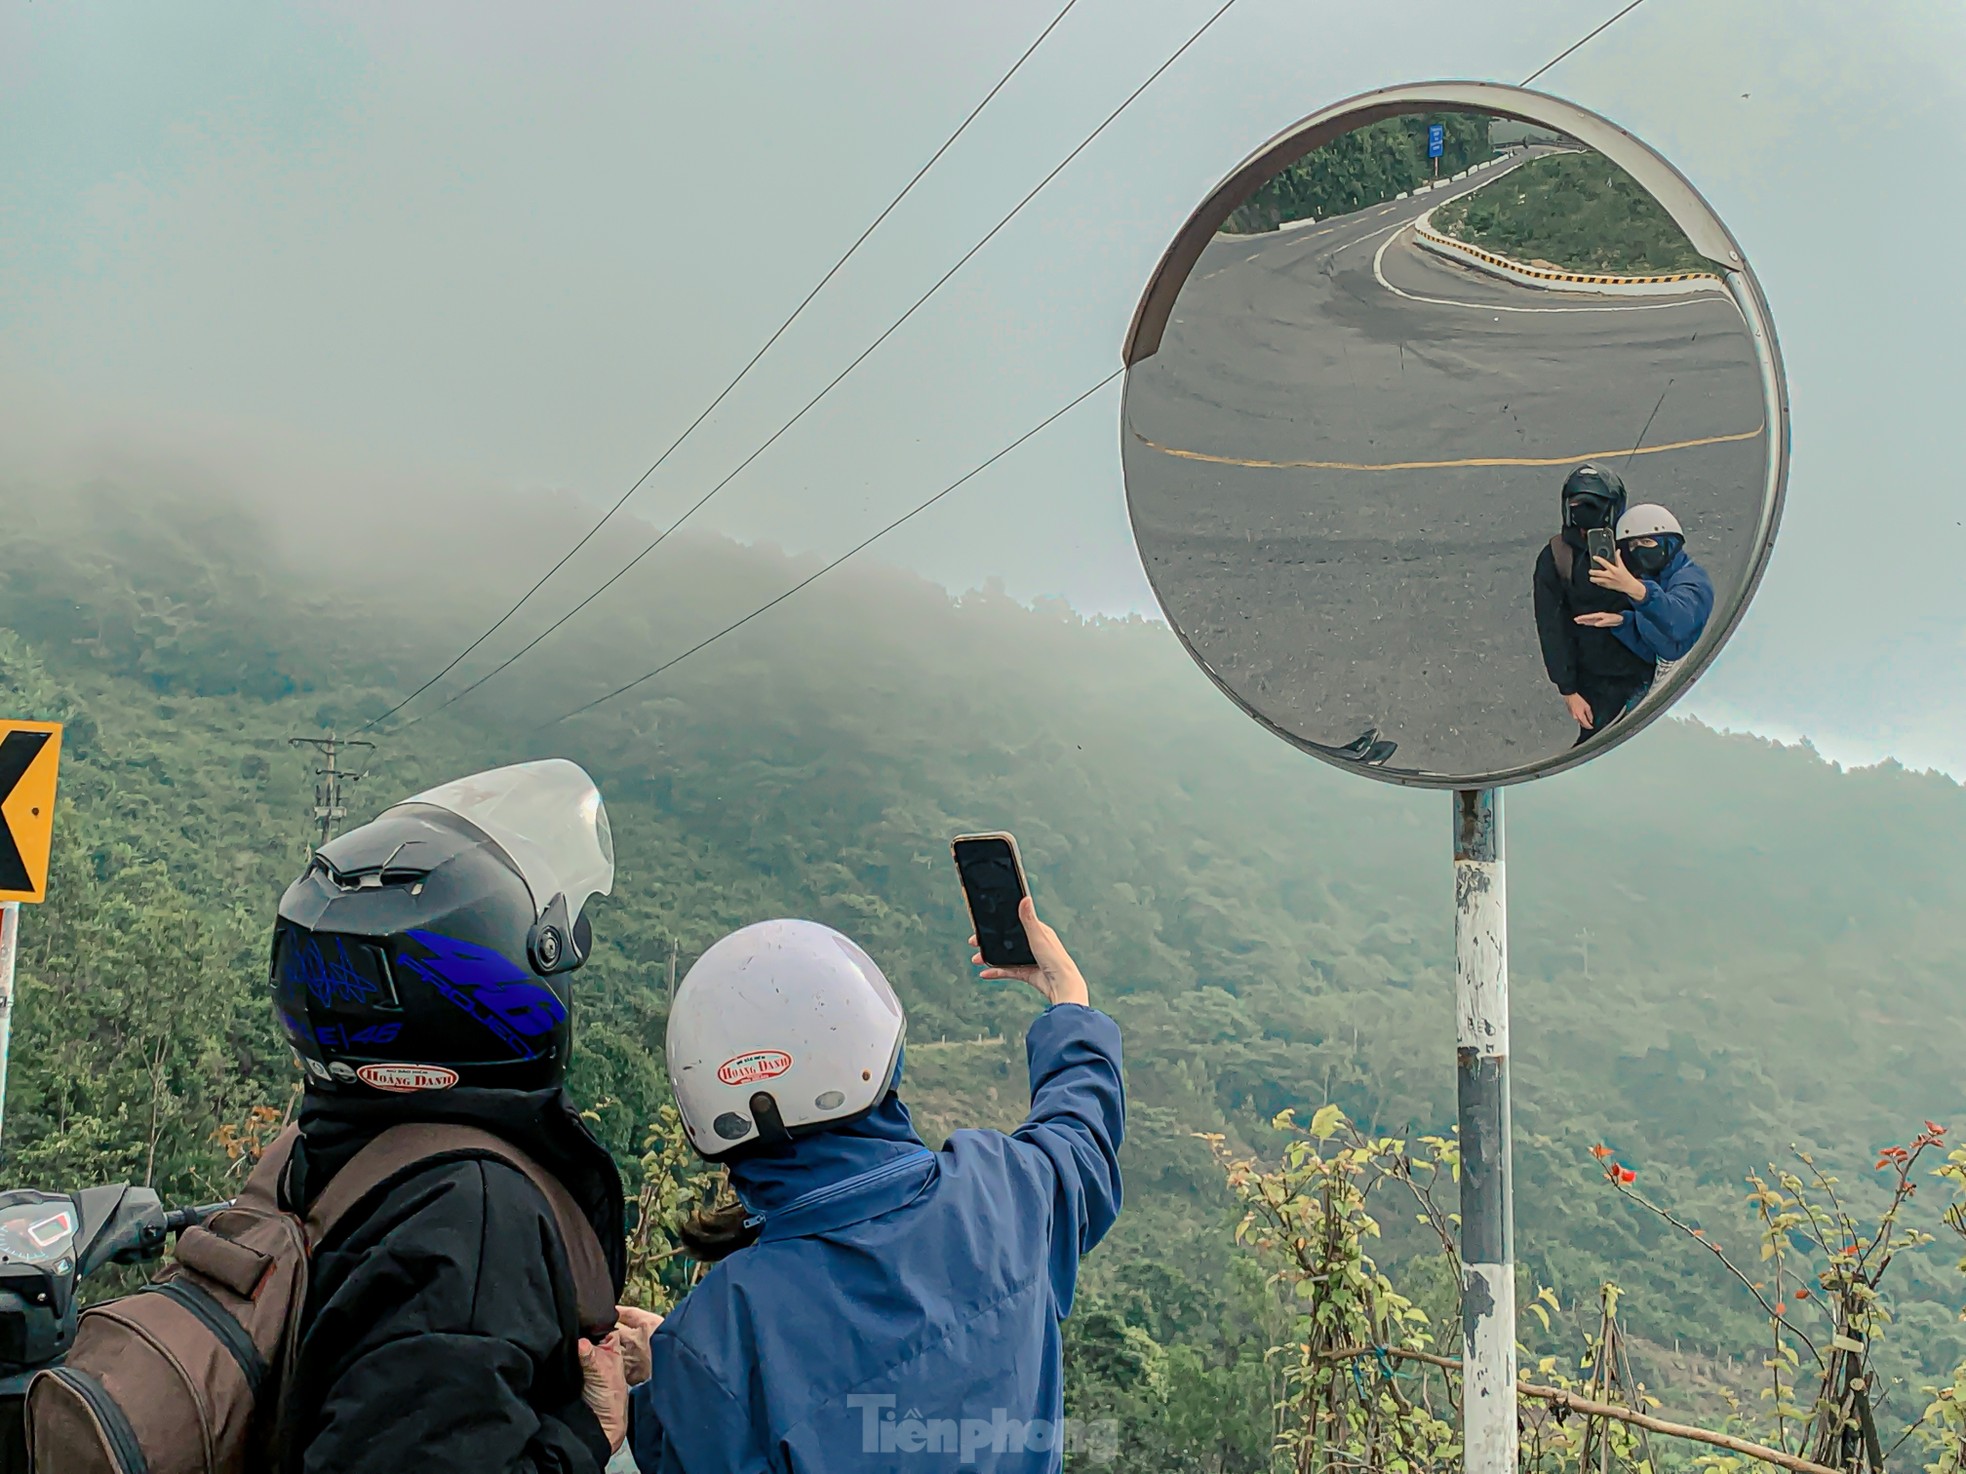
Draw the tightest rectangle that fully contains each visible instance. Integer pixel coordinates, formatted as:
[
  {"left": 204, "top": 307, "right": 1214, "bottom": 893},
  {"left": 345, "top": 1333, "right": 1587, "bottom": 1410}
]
[{"left": 1313, "top": 1346, "right": 1842, "bottom": 1474}]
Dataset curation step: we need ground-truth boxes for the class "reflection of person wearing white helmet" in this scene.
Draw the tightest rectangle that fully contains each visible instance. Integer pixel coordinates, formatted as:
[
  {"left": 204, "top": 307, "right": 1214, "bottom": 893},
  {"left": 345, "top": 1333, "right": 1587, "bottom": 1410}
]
[
  {"left": 1574, "top": 502, "right": 1715, "bottom": 716},
  {"left": 627, "top": 900, "right": 1124, "bottom": 1473}
]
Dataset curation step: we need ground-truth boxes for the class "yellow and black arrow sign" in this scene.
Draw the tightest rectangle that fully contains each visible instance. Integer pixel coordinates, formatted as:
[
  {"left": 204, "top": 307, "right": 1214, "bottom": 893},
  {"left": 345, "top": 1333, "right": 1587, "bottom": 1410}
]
[{"left": 0, "top": 721, "right": 62, "bottom": 904}]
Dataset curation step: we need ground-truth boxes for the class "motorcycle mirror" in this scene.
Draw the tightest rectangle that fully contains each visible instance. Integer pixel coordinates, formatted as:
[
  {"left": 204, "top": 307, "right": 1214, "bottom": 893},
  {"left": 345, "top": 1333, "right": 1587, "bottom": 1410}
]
[{"left": 73, "top": 1185, "right": 166, "bottom": 1278}]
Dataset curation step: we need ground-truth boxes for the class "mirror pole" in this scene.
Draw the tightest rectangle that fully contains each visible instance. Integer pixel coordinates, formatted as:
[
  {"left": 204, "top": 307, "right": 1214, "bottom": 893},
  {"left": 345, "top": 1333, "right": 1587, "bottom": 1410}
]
[
  {"left": 1453, "top": 789, "right": 1515, "bottom": 1474},
  {"left": 0, "top": 901, "right": 18, "bottom": 1148}
]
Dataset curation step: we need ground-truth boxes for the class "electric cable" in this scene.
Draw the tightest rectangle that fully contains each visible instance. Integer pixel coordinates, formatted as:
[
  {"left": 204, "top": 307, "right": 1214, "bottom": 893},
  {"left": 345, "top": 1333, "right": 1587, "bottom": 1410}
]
[
  {"left": 398, "top": 0, "right": 1648, "bottom": 737},
  {"left": 520, "top": 0, "right": 1655, "bottom": 728},
  {"left": 356, "top": 0, "right": 1085, "bottom": 734},
  {"left": 389, "top": 0, "right": 1240, "bottom": 731},
  {"left": 532, "top": 369, "right": 1121, "bottom": 730},
  {"left": 1521, "top": 0, "right": 1649, "bottom": 87}
]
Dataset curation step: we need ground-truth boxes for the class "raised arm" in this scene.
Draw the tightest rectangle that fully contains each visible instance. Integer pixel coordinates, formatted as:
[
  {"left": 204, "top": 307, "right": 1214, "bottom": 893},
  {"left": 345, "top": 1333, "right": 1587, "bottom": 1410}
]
[{"left": 977, "top": 898, "right": 1127, "bottom": 1314}]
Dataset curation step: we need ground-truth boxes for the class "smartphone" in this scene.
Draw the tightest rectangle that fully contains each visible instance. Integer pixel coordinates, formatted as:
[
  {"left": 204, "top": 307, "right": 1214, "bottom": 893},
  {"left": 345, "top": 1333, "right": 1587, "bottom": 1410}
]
[
  {"left": 951, "top": 832, "right": 1036, "bottom": 969},
  {"left": 1585, "top": 527, "right": 1616, "bottom": 567}
]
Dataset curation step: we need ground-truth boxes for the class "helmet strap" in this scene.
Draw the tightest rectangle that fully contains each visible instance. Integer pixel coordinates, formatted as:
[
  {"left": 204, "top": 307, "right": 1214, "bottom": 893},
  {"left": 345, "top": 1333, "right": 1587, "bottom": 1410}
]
[{"left": 749, "top": 1091, "right": 794, "bottom": 1147}]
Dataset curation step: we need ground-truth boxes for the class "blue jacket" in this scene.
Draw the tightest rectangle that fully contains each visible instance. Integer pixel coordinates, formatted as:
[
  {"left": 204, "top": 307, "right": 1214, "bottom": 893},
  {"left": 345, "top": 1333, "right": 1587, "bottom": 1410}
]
[
  {"left": 1610, "top": 548, "right": 1714, "bottom": 664},
  {"left": 629, "top": 1003, "right": 1126, "bottom": 1474}
]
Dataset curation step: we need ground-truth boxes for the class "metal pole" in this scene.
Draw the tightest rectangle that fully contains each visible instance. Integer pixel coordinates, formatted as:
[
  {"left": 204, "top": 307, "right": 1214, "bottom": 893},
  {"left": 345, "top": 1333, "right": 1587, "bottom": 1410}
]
[
  {"left": 320, "top": 732, "right": 339, "bottom": 851},
  {"left": 0, "top": 901, "right": 20, "bottom": 1147},
  {"left": 1454, "top": 789, "right": 1515, "bottom": 1474}
]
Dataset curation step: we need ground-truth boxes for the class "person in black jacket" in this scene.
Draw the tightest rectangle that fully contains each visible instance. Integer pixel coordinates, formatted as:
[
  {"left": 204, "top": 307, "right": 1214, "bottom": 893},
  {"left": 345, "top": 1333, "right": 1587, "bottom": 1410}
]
[
  {"left": 1532, "top": 463, "right": 1656, "bottom": 744},
  {"left": 268, "top": 759, "right": 630, "bottom": 1473}
]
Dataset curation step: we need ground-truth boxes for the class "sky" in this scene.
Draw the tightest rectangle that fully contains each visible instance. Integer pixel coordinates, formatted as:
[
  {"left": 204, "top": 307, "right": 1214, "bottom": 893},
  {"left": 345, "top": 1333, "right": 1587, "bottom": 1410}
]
[{"left": 2, "top": 0, "right": 1962, "bottom": 775}]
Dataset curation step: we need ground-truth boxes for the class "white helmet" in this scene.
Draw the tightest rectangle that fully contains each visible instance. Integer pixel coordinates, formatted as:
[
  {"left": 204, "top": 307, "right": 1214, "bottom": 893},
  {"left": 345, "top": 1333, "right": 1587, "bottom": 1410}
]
[
  {"left": 1616, "top": 503, "right": 1683, "bottom": 541},
  {"left": 666, "top": 920, "right": 906, "bottom": 1158}
]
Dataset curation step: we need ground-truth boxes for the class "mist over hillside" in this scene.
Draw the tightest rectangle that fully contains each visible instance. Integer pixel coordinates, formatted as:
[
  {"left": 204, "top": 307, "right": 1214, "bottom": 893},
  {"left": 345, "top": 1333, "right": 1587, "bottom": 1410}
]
[{"left": 4, "top": 475, "right": 1964, "bottom": 1446}]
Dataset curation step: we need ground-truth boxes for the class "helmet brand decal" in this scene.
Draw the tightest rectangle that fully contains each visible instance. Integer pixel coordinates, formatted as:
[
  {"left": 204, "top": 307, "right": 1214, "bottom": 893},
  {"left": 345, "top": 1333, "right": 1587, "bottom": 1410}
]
[
  {"left": 357, "top": 1062, "right": 460, "bottom": 1093},
  {"left": 400, "top": 929, "right": 567, "bottom": 1062},
  {"left": 717, "top": 1050, "right": 793, "bottom": 1087},
  {"left": 284, "top": 935, "right": 384, "bottom": 1007}
]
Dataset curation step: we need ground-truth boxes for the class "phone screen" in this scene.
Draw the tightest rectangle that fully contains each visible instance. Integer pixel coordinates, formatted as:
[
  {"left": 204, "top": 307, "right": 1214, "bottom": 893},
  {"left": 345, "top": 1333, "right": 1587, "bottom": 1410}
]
[{"left": 953, "top": 837, "right": 1035, "bottom": 969}]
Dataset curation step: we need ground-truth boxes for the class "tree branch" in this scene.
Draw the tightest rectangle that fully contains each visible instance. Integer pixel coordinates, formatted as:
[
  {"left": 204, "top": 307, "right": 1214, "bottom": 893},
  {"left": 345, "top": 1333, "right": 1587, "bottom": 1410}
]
[
  {"left": 1609, "top": 1176, "right": 1823, "bottom": 1366},
  {"left": 1312, "top": 1345, "right": 1842, "bottom": 1474}
]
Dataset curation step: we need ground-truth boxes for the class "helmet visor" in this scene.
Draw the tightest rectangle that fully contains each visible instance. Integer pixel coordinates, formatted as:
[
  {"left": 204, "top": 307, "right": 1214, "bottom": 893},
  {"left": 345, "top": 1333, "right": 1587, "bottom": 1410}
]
[
  {"left": 387, "top": 759, "right": 615, "bottom": 925},
  {"left": 1566, "top": 493, "right": 1616, "bottom": 529}
]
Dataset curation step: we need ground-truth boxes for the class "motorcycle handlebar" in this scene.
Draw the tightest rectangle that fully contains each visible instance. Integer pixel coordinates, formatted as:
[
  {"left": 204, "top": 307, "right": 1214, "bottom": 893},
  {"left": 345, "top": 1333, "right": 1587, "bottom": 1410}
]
[{"left": 161, "top": 1202, "right": 231, "bottom": 1235}]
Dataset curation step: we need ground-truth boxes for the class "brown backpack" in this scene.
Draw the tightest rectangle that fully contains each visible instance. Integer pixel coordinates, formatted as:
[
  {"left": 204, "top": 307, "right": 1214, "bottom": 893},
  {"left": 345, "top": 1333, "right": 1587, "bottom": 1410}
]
[
  {"left": 1549, "top": 532, "right": 1575, "bottom": 582},
  {"left": 23, "top": 1122, "right": 615, "bottom": 1474}
]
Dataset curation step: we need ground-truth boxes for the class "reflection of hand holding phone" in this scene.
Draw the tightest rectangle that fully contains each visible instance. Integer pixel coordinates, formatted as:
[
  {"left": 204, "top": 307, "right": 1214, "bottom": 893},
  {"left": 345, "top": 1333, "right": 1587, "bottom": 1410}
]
[
  {"left": 1585, "top": 527, "right": 1615, "bottom": 568},
  {"left": 952, "top": 832, "right": 1036, "bottom": 969}
]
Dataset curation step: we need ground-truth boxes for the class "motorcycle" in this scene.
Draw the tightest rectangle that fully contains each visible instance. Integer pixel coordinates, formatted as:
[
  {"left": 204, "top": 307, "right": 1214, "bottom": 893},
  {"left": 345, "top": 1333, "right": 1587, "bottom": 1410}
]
[{"left": 0, "top": 1184, "right": 227, "bottom": 1473}]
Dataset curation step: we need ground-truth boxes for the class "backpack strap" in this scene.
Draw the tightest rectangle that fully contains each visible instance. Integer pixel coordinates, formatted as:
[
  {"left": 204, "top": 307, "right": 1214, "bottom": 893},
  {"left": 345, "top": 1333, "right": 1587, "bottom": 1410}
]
[
  {"left": 303, "top": 1122, "right": 616, "bottom": 1340},
  {"left": 1549, "top": 533, "right": 1573, "bottom": 583},
  {"left": 235, "top": 1123, "right": 303, "bottom": 1213}
]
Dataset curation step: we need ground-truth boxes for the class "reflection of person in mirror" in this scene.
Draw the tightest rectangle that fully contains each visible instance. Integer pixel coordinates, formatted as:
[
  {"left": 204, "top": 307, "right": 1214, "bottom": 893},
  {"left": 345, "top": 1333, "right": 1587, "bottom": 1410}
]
[
  {"left": 1534, "top": 464, "right": 1656, "bottom": 744},
  {"left": 1572, "top": 503, "right": 1714, "bottom": 705}
]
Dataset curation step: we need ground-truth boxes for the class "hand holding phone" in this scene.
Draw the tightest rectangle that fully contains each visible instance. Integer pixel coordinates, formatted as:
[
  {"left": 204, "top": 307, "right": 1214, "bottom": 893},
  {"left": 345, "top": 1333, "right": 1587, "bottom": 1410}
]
[
  {"left": 970, "top": 897, "right": 1090, "bottom": 1007},
  {"left": 952, "top": 833, "right": 1035, "bottom": 968},
  {"left": 952, "top": 833, "right": 1089, "bottom": 1006}
]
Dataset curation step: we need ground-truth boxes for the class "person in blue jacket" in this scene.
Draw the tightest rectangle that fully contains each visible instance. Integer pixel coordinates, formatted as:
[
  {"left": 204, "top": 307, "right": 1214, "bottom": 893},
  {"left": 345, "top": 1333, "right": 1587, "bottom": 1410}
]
[
  {"left": 1576, "top": 501, "right": 1715, "bottom": 713},
  {"left": 622, "top": 896, "right": 1124, "bottom": 1473}
]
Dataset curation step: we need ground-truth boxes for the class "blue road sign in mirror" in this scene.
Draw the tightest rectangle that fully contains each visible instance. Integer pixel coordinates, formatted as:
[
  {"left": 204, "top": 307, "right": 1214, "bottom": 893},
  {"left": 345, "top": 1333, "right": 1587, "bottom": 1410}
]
[{"left": 1121, "top": 84, "right": 1789, "bottom": 788}]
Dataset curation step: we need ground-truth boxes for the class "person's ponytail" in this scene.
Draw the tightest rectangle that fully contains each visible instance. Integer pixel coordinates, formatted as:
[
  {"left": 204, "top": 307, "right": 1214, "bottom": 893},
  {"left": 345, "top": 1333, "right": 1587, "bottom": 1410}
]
[{"left": 677, "top": 1199, "right": 759, "bottom": 1262}]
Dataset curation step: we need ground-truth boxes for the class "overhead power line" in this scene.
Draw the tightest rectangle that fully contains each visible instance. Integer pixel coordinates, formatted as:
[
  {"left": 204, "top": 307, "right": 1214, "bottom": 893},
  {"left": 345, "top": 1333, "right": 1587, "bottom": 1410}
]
[
  {"left": 532, "top": 368, "right": 1122, "bottom": 731},
  {"left": 519, "top": 0, "right": 1655, "bottom": 732},
  {"left": 1521, "top": 0, "right": 1649, "bottom": 87},
  {"left": 386, "top": 0, "right": 1648, "bottom": 743},
  {"left": 357, "top": 0, "right": 1085, "bottom": 735},
  {"left": 389, "top": 0, "right": 1241, "bottom": 733}
]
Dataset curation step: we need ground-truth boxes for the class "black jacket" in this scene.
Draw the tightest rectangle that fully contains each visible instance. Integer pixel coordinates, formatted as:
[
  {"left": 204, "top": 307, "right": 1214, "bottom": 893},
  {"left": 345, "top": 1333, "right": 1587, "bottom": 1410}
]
[
  {"left": 1532, "top": 530, "right": 1656, "bottom": 696},
  {"left": 281, "top": 1087, "right": 627, "bottom": 1474}
]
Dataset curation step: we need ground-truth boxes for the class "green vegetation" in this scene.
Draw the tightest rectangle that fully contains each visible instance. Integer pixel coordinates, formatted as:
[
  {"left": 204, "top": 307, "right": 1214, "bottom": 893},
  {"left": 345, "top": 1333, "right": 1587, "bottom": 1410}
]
[
  {"left": 1223, "top": 114, "right": 1491, "bottom": 233},
  {"left": 1205, "top": 1105, "right": 1966, "bottom": 1474},
  {"left": 3, "top": 479, "right": 1965, "bottom": 1469},
  {"left": 1432, "top": 150, "right": 1714, "bottom": 277}
]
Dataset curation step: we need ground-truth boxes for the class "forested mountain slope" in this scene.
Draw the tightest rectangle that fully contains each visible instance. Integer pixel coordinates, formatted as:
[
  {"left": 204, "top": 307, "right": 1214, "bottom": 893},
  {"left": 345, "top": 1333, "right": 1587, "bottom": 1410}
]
[{"left": 2, "top": 480, "right": 1962, "bottom": 1453}]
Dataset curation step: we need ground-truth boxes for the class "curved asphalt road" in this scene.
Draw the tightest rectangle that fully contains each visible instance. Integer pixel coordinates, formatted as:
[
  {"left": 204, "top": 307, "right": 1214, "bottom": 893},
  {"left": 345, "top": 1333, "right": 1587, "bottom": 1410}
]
[{"left": 1123, "top": 152, "right": 1769, "bottom": 780}]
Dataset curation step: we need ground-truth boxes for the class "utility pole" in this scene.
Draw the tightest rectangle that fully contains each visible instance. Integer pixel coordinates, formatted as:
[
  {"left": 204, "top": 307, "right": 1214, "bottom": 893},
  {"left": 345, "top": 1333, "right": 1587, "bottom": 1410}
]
[
  {"left": 1454, "top": 789, "right": 1515, "bottom": 1474},
  {"left": 290, "top": 732, "right": 376, "bottom": 852}
]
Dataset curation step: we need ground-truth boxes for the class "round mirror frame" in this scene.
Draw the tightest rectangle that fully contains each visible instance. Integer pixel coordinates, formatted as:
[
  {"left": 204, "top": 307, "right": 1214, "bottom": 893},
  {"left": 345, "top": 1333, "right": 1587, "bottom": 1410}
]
[{"left": 1122, "top": 80, "right": 1792, "bottom": 788}]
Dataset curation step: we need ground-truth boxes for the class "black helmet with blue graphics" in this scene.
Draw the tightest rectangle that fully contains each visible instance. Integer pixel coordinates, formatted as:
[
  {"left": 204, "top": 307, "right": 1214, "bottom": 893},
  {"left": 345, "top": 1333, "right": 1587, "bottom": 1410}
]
[{"left": 270, "top": 759, "right": 615, "bottom": 1097}]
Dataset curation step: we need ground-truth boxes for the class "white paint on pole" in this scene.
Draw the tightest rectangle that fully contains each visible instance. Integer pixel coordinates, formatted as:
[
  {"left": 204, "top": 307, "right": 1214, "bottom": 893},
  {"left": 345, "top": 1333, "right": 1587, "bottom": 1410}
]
[
  {"left": 1462, "top": 1262, "right": 1518, "bottom": 1472},
  {"left": 1454, "top": 854, "right": 1507, "bottom": 1054},
  {"left": 0, "top": 901, "right": 18, "bottom": 1145},
  {"left": 1455, "top": 789, "right": 1515, "bottom": 1474}
]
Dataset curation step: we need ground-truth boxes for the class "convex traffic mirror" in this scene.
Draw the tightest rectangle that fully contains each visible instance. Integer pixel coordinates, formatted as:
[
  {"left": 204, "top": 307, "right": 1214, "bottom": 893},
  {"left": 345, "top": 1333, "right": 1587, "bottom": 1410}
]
[{"left": 1122, "top": 83, "right": 1789, "bottom": 787}]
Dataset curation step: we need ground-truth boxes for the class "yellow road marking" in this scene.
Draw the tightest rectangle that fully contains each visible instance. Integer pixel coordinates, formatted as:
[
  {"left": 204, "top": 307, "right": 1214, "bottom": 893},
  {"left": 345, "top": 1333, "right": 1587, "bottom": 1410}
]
[{"left": 1131, "top": 425, "right": 1764, "bottom": 472}]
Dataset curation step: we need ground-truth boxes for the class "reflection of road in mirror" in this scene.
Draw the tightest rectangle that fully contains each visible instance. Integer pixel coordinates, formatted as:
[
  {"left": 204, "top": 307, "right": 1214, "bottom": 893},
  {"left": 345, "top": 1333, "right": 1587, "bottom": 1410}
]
[{"left": 1124, "top": 140, "right": 1768, "bottom": 780}]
